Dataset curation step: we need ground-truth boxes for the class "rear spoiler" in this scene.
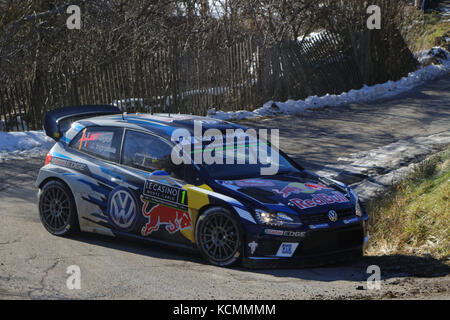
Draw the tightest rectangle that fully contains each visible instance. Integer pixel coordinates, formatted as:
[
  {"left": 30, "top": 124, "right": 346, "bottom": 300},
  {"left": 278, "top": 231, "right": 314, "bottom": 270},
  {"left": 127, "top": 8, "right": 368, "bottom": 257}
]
[{"left": 44, "top": 105, "right": 122, "bottom": 141}]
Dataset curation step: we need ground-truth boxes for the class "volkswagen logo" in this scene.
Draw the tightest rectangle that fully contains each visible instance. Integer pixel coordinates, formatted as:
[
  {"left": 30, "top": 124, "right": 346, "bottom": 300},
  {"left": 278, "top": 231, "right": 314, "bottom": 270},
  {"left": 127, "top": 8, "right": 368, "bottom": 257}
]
[
  {"left": 328, "top": 210, "right": 338, "bottom": 222},
  {"left": 108, "top": 188, "right": 137, "bottom": 231}
]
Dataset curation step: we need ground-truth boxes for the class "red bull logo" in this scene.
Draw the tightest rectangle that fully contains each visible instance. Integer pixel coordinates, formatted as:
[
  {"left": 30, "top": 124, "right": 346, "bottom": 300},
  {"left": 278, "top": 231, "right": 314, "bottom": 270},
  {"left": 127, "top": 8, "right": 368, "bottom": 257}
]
[
  {"left": 290, "top": 192, "right": 349, "bottom": 210},
  {"left": 140, "top": 196, "right": 191, "bottom": 236},
  {"left": 273, "top": 183, "right": 330, "bottom": 198}
]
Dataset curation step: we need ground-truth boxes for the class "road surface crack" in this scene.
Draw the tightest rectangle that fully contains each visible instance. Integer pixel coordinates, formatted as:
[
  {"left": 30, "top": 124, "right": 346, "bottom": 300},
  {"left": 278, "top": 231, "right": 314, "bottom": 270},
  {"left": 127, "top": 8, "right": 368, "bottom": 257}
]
[{"left": 39, "top": 259, "right": 60, "bottom": 290}]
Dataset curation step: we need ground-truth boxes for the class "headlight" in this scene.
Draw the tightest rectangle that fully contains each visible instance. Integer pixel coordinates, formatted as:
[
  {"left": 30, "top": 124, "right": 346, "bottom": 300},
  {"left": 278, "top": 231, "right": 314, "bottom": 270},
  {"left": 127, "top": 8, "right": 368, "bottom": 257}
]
[
  {"left": 355, "top": 200, "right": 362, "bottom": 217},
  {"left": 349, "top": 189, "right": 362, "bottom": 217},
  {"left": 254, "top": 209, "right": 302, "bottom": 228}
]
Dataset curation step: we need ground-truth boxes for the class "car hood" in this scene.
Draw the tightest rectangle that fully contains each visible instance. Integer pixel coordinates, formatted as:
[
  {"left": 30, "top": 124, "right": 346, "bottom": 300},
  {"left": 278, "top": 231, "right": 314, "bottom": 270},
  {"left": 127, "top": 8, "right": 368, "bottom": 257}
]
[{"left": 215, "top": 172, "right": 354, "bottom": 214}]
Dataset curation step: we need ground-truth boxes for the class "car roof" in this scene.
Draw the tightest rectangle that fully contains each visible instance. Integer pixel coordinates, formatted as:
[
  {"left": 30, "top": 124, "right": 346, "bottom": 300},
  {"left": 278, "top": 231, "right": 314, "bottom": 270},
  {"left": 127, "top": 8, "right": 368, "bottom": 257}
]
[{"left": 75, "top": 113, "right": 247, "bottom": 139}]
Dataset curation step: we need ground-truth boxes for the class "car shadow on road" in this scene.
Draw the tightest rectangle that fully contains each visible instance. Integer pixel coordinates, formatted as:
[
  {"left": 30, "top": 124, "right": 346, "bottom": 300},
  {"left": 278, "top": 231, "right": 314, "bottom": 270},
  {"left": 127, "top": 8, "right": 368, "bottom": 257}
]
[
  {"left": 66, "top": 231, "right": 449, "bottom": 283},
  {"left": 67, "top": 231, "right": 203, "bottom": 264},
  {"left": 235, "top": 255, "right": 450, "bottom": 283}
]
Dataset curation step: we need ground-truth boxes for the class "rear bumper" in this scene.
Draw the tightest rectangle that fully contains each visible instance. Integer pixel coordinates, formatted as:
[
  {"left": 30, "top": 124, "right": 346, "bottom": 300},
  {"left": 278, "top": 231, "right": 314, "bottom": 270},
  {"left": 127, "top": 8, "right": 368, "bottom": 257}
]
[{"left": 242, "top": 221, "right": 368, "bottom": 269}]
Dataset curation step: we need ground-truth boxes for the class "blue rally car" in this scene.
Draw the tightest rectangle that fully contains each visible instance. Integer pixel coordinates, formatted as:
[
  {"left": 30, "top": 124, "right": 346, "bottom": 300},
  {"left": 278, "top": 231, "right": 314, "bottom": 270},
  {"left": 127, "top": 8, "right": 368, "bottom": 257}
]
[{"left": 36, "top": 105, "right": 368, "bottom": 268}]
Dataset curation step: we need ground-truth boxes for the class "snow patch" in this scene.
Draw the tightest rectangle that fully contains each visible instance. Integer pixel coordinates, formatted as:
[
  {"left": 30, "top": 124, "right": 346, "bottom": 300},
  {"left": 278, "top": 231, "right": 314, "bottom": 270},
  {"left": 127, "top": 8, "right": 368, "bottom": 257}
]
[
  {"left": 0, "top": 131, "right": 55, "bottom": 163},
  {"left": 315, "top": 132, "right": 450, "bottom": 201},
  {"left": 112, "top": 98, "right": 146, "bottom": 111},
  {"left": 297, "top": 30, "right": 326, "bottom": 43},
  {"left": 416, "top": 47, "right": 450, "bottom": 65}
]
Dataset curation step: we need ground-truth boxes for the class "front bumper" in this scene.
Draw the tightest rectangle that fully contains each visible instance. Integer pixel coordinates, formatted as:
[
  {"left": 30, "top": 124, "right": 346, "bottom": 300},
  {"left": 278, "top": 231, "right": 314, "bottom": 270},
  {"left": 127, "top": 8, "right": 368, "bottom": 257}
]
[
  {"left": 242, "top": 220, "right": 368, "bottom": 269},
  {"left": 243, "top": 246, "right": 363, "bottom": 268}
]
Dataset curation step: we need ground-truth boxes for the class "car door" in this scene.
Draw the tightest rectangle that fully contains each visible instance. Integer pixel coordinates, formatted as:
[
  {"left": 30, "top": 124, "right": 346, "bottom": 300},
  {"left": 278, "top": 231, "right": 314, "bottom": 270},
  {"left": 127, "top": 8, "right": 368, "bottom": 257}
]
[
  {"left": 67, "top": 126, "right": 130, "bottom": 234},
  {"left": 119, "top": 129, "right": 194, "bottom": 246}
]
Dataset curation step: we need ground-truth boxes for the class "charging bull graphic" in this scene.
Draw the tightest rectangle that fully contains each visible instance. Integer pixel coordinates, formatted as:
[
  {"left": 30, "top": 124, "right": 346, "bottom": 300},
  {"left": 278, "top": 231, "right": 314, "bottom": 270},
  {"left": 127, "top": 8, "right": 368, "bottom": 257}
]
[
  {"left": 273, "top": 183, "right": 331, "bottom": 198},
  {"left": 140, "top": 196, "right": 191, "bottom": 236}
]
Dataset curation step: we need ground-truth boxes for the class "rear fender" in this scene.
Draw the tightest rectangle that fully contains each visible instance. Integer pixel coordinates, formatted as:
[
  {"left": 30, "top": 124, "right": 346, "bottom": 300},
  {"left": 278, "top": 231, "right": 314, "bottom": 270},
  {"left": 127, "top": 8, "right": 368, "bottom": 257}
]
[{"left": 35, "top": 162, "right": 112, "bottom": 235}]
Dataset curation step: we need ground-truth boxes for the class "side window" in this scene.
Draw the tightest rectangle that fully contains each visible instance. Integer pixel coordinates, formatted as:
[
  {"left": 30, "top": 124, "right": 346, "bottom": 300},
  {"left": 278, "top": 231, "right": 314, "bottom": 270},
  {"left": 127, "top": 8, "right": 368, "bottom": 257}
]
[
  {"left": 70, "top": 127, "right": 123, "bottom": 162},
  {"left": 121, "top": 130, "right": 184, "bottom": 179}
]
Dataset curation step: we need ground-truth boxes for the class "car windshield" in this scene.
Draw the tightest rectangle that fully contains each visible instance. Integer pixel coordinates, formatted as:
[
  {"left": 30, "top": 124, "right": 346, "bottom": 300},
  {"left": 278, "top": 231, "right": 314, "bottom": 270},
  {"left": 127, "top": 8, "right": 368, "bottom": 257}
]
[{"left": 188, "top": 136, "right": 301, "bottom": 180}]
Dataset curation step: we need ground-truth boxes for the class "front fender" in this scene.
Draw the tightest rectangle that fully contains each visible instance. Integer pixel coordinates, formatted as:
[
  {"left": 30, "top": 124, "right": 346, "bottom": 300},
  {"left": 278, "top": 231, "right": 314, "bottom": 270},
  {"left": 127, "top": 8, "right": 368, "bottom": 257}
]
[{"left": 181, "top": 184, "right": 257, "bottom": 244}]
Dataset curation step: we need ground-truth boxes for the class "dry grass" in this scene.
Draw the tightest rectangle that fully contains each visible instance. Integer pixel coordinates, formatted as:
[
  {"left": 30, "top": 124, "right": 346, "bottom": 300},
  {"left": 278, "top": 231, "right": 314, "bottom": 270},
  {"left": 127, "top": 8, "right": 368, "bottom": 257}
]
[
  {"left": 366, "top": 147, "right": 450, "bottom": 261},
  {"left": 401, "top": 7, "right": 450, "bottom": 52}
]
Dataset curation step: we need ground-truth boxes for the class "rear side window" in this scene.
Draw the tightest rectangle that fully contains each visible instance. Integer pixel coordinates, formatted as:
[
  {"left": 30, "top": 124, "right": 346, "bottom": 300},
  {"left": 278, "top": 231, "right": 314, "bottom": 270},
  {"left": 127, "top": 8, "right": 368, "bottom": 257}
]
[
  {"left": 121, "top": 130, "right": 184, "bottom": 179},
  {"left": 70, "top": 127, "right": 123, "bottom": 162}
]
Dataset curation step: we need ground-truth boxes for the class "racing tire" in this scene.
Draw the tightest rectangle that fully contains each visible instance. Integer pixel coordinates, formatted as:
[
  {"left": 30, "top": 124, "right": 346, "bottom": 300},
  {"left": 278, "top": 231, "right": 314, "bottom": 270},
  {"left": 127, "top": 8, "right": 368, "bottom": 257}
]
[
  {"left": 195, "top": 207, "right": 242, "bottom": 267},
  {"left": 38, "top": 180, "right": 79, "bottom": 236}
]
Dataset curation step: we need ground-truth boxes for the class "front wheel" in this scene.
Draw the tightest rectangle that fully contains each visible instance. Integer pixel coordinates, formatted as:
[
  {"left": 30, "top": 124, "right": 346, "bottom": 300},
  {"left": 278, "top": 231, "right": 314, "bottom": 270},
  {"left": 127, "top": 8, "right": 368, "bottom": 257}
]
[
  {"left": 38, "top": 180, "right": 79, "bottom": 236},
  {"left": 195, "top": 207, "right": 242, "bottom": 267}
]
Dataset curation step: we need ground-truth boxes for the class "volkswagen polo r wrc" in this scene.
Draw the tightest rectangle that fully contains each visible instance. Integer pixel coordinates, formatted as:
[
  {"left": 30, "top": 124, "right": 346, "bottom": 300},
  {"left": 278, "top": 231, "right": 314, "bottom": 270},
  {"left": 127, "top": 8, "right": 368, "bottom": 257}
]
[{"left": 36, "top": 105, "right": 369, "bottom": 268}]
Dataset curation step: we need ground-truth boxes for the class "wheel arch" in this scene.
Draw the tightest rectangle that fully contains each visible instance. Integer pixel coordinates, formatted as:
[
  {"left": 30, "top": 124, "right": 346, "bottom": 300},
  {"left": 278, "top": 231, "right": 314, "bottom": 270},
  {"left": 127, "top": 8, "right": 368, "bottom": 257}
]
[
  {"left": 38, "top": 176, "right": 81, "bottom": 233},
  {"left": 197, "top": 202, "right": 238, "bottom": 218},
  {"left": 194, "top": 202, "right": 249, "bottom": 243},
  {"left": 195, "top": 202, "right": 243, "bottom": 227}
]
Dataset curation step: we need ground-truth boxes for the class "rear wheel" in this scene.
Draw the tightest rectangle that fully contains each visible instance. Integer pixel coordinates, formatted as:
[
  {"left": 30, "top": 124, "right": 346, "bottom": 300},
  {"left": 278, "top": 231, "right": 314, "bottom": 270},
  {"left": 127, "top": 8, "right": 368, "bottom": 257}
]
[
  {"left": 195, "top": 207, "right": 242, "bottom": 267},
  {"left": 39, "top": 180, "right": 78, "bottom": 236}
]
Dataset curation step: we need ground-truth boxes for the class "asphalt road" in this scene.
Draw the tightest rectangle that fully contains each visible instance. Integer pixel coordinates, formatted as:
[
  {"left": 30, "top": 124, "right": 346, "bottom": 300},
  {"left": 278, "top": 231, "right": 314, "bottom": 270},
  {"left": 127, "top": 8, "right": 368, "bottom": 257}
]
[
  {"left": 239, "top": 75, "right": 450, "bottom": 172},
  {"left": 0, "top": 76, "right": 449, "bottom": 300}
]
